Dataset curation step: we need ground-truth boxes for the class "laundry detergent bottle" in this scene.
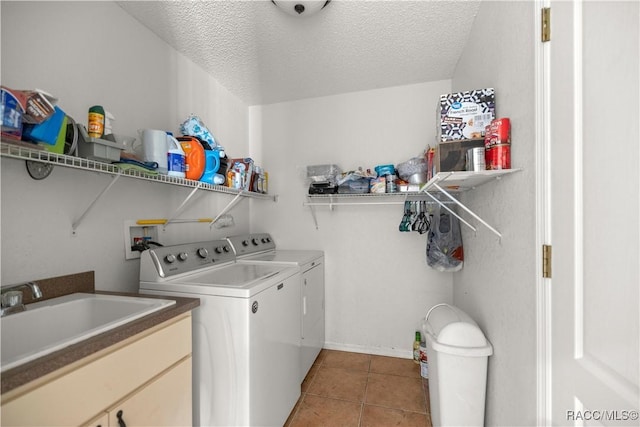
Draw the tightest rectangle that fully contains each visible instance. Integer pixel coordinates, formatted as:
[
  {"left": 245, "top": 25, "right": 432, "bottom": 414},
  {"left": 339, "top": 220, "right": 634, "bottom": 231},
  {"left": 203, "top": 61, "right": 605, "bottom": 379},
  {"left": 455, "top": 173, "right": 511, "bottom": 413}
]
[
  {"left": 166, "top": 133, "right": 186, "bottom": 178},
  {"left": 200, "top": 149, "right": 221, "bottom": 184},
  {"left": 178, "top": 136, "right": 205, "bottom": 180}
]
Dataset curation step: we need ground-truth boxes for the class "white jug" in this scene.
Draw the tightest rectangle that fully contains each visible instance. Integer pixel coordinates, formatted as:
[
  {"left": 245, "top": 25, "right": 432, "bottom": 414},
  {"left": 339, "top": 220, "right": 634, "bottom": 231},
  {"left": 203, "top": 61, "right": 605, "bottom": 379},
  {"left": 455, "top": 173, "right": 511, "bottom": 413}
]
[{"left": 139, "top": 129, "right": 168, "bottom": 174}]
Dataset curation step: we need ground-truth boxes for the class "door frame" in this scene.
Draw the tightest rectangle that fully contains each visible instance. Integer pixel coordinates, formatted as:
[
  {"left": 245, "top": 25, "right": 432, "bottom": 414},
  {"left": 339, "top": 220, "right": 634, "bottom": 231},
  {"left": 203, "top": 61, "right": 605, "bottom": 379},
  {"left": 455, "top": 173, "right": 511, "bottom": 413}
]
[{"left": 535, "top": 0, "right": 552, "bottom": 425}]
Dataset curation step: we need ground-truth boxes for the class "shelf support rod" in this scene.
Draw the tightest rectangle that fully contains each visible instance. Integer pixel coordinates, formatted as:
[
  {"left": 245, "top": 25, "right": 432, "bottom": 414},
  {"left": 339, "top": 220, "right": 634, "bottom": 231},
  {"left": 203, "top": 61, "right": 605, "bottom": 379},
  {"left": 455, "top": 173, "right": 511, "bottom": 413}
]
[
  {"left": 423, "top": 191, "right": 477, "bottom": 234},
  {"left": 432, "top": 182, "right": 502, "bottom": 238},
  {"left": 209, "top": 191, "right": 245, "bottom": 228},
  {"left": 166, "top": 182, "right": 203, "bottom": 226},
  {"left": 309, "top": 205, "right": 319, "bottom": 230},
  {"left": 72, "top": 174, "right": 121, "bottom": 233}
]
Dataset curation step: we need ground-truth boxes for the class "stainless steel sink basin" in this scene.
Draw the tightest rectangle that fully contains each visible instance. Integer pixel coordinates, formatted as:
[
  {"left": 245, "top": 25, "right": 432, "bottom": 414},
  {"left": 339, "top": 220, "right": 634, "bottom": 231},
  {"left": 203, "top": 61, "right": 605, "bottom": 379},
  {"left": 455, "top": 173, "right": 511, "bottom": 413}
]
[{"left": 0, "top": 293, "right": 176, "bottom": 372}]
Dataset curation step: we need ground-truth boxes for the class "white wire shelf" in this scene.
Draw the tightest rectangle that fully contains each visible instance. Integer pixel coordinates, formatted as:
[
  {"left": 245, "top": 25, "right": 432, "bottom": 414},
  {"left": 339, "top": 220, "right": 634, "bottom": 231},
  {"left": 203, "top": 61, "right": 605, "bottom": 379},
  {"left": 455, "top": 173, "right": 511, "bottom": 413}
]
[
  {"left": 303, "top": 168, "right": 521, "bottom": 237},
  {"left": 2, "top": 141, "right": 277, "bottom": 233},
  {"left": 0, "top": 141, "right": 276, "bottom": 201}
]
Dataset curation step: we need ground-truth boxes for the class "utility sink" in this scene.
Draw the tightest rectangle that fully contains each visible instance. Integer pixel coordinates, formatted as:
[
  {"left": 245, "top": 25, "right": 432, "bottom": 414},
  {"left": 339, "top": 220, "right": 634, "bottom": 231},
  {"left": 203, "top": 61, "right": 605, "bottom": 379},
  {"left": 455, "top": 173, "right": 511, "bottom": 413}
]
[{"left": 0, "top": 293, "right": 176, "bottom": 372}]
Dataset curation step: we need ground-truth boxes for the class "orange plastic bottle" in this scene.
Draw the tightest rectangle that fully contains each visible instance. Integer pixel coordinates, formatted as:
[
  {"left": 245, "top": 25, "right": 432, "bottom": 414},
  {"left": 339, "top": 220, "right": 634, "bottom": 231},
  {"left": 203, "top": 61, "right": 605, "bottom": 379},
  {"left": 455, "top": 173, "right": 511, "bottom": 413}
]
[{"left": 177, "top": 136, "right": 205, "bottom": 180}]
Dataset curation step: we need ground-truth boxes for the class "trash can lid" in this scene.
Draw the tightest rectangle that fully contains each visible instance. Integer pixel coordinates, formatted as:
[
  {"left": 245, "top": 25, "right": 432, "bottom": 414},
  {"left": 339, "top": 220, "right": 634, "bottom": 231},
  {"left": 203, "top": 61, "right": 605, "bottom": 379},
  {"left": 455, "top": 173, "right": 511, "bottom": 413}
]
[{"left": 424, "top": 304, "right": 493, "bottom": 357}]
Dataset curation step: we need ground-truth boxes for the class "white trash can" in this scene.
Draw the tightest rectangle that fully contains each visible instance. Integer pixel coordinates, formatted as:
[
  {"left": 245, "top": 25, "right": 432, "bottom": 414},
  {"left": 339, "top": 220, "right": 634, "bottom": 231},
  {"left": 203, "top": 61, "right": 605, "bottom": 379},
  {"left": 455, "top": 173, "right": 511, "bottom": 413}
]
[{"left": 423, "top": 304, "right": 493, "bottom": 427}]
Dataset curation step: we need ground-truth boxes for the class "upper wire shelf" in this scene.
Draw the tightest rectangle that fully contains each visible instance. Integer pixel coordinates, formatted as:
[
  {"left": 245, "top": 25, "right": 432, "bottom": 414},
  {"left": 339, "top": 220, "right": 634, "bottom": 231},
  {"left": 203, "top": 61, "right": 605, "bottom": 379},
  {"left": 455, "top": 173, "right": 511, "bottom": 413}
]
[{"left": 0, "top": 141, "right": 276, "bottom": 201}]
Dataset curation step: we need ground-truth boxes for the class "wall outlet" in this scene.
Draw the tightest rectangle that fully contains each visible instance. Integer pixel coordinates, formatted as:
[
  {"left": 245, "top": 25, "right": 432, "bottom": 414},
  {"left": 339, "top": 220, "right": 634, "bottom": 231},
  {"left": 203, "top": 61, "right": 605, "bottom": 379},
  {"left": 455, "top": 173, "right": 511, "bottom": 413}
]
[{"left": 124, "top": 220, "right": 160, "bottom": 260}]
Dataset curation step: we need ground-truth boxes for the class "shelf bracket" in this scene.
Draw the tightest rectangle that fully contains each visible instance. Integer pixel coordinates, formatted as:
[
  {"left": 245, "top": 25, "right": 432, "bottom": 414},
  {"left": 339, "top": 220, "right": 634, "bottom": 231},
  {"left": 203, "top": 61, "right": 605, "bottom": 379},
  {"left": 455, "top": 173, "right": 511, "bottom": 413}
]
[
  {"left": 72, "top": 174, "right": 121, "bottom": 234},
  {"left": 308, "top": 204, "right": 319, "bottom": 230},
  {"left": 423, "top": 190, "right": 477, "bottom": 235},
  {"left": 165, "top": 182, "right": 203, "bottom": 227},
  {"left": 431, "top": 182, "right": 502, "bottom": 239},
  {"left": 209, "top": 191, "right": 245, "bottom": 228}
]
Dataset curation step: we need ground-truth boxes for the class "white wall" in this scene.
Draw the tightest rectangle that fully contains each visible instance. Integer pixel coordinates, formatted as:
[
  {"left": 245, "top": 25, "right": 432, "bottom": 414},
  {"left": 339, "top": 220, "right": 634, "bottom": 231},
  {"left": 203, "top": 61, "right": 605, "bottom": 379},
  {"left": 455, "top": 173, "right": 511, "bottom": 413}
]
[
  {"left": 451, "top": 1, "right": 537, "bottom": 425},
  {"left": 1, "top": 2, "right": 251, "bottom": 291},
  {"left": 251, "top": 81, "right": 454, "bottom": 358}
]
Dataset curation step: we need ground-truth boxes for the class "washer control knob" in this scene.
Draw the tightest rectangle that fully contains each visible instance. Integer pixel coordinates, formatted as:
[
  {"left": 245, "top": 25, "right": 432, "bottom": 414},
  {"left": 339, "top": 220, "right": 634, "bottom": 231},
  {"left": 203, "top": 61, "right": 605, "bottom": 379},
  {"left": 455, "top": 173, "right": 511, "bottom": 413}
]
[
  {"left": 223, "top": 245, "right": 231, "bottom": 253},
  {"left": 215, "top": 246, "right": 224, "bottom": 254},
  {"left": 242, "top": 240, "right": 249, "bottom": 247},
  {"left": 197, "top": 248, "right": 209, "bottom": 258},
  {"left": 178, "top": 252, "right": 188, "bottom": 261},
  {"left": 262, "top": 237, "right": 269, "bottom": 243},
  {"left": 252, "top": 238, "right": 260, "bottom": 245},
  {"left": 165, "top": 254, "right": 176, "bottom": 264}
]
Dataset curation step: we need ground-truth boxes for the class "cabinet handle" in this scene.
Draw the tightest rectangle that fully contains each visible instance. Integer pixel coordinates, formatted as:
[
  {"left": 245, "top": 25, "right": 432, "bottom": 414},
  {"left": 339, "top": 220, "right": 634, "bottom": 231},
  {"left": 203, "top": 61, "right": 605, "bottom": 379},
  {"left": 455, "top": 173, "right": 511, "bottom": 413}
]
[{"left": 117, "top": 410, "right": 127, "bottom": 427}]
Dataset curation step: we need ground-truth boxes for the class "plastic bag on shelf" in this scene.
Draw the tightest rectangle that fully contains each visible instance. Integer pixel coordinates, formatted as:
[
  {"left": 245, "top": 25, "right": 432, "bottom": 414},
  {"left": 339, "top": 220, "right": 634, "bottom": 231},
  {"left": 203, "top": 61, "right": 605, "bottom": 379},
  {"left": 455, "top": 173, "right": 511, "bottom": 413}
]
[
  {"left": 426, "top": 206, "right": 464, "bottom": 272},
  {"left": 179, "top": 114, "right": 218, "bottom": 149}
]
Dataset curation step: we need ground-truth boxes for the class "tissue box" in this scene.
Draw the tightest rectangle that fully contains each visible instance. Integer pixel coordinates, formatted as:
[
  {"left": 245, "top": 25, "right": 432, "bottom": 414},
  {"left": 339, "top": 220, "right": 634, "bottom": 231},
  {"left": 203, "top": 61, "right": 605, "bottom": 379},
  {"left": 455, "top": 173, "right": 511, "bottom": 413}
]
[{"left": 438, "top": 88, "right": 495, "bottom": 142}]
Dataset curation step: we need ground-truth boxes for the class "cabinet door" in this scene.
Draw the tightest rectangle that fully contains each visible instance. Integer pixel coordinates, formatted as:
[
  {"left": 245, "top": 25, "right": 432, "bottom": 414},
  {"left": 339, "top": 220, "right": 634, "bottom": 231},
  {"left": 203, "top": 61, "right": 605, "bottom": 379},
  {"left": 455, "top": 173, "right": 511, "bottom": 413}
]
[
  {"left": 108, "top": 357, "right": 192, "bottom": 427},
  {"left": 301, "top": 262, "right": 325, "bottom": 378},
  {"left": 81, "top": 412, "right": 108, "bottom": 427}
]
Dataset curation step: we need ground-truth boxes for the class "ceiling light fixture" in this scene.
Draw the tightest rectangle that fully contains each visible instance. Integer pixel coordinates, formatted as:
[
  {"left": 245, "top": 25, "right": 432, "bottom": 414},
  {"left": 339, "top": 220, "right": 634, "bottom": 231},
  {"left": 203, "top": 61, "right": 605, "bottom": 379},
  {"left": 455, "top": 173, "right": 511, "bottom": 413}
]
[{"left": 272, "top": 0, "right": 331, "bottom": 17}]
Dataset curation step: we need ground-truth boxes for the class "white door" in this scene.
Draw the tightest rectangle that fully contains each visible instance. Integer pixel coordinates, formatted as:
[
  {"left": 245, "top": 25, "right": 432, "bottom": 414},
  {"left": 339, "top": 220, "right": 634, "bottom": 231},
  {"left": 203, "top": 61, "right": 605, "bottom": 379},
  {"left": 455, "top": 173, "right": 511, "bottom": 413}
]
[{"left": 548, "top": 1, "right": 639, "bottom": 425}]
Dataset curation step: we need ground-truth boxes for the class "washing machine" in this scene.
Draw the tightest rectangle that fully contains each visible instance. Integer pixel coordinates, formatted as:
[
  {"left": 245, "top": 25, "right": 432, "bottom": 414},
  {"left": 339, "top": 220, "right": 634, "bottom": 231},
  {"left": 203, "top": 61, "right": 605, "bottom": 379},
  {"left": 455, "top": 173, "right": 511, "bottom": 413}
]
[
  {"left": 139, "top": 239, "right": 301, "bottom": 427},
  {"left": 226, "top": 233, "right": 325, "bottom": 381}
]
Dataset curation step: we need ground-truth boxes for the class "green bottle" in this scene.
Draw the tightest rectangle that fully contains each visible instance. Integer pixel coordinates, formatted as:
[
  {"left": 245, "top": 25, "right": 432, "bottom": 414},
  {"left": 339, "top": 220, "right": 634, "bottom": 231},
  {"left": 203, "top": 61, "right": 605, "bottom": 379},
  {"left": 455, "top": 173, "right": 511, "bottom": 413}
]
[{"left": 413, "top": 331, "right": 421, "bottom": 364}]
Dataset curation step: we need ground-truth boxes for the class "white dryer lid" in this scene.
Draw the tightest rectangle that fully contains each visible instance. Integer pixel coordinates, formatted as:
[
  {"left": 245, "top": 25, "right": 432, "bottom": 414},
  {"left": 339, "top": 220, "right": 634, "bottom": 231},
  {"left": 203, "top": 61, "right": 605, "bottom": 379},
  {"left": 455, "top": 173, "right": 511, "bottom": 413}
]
[{"left": 240, "top": 250, "right": 324, "bottom": 266}]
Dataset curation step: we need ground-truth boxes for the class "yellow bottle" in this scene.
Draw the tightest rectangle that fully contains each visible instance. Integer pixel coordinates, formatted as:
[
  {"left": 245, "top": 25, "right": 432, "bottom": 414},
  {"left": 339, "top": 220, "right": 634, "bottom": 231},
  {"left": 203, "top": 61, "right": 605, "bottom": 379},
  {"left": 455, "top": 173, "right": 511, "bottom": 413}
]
[{"left": 87, "top": 105, "right": 105, "bottom": 138}]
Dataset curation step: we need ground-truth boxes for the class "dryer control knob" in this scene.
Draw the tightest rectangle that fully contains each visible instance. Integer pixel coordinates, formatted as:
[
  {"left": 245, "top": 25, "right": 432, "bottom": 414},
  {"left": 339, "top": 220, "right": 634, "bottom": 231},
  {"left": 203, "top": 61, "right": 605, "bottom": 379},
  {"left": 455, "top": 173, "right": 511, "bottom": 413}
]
[
  {"left": 223, "top": 245, "right": 231, "bottom": 252},
  {"left": 165, "top": 254, "right": 176, "bottom": 263},
  {"left": 215, "top": 246, "right": 224, "bottom": 254},
  {"left": 261, "top": 237, "right": 268, "bottom": 243},
  {"left": 197, "top": 248, "right": 209, "bottom": 258},
  {"left": 252, "top": 238, "right": 260, "bottom": 245},
  {"left": 178, "top": 252, "right": 188, "bottom": 261},
  {"left": 242, "top": 240, "right": 249, "bottom": 247}
]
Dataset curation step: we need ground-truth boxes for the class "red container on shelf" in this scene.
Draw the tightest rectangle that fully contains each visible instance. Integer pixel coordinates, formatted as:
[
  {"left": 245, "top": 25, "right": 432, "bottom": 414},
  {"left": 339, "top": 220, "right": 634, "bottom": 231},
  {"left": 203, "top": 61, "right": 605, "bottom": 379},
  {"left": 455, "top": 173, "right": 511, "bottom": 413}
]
[{"left": 484, "top": 118, "right": 511, "bottom": 170}]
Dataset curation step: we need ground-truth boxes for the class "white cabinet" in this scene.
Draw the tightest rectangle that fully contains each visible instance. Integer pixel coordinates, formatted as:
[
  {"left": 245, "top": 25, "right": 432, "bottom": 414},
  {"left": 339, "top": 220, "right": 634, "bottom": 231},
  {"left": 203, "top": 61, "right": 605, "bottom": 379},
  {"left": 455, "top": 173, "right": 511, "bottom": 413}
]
[
  {"left": 1, "top": 313, "right": 192, "bottom": 427},
  {"left": 301, "top": 258, "right": 325, "bottom": 380},
  {"left": 106, "top": 357, "right": 191, "bottom": 427}
]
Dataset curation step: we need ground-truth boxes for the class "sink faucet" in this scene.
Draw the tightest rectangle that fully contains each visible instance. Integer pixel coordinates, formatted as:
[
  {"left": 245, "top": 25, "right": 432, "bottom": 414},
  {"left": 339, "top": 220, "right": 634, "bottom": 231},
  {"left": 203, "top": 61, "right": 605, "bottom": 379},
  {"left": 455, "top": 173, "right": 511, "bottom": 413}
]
[{"left": 1, "top": 282, "right": 43, "bottom": 317}]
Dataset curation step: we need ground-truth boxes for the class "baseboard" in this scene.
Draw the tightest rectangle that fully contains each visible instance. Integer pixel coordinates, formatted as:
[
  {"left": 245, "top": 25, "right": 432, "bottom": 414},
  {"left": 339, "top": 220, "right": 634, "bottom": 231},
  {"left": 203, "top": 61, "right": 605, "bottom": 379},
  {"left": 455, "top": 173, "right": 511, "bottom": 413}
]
[{"left": 322, "top": 341, "right": 413, "bottom": 359}]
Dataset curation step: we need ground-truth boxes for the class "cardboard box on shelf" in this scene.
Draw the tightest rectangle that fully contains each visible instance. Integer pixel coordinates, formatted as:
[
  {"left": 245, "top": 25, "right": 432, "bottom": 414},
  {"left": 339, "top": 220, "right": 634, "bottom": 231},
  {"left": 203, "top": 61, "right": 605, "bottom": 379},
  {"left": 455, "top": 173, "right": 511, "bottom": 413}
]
[
  {"left": 0, "top": 86, "right": 56, "bottom": 125},
  {"left": 436, "top": 139, "right": 485, "bottom": 172},
  {"left": 438, "top": 88, "right": 495, "bottom": 142},
  {"left": 1, "top": 87, "right": 23, "bottom": 140}
]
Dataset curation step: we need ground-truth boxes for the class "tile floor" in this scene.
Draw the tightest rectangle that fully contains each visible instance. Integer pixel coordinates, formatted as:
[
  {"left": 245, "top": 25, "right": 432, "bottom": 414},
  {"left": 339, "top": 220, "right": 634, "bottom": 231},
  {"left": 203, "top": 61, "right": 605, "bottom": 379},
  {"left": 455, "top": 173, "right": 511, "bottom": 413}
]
[{"left": 285, "top": 349, "right": 432, "bottom": 427}]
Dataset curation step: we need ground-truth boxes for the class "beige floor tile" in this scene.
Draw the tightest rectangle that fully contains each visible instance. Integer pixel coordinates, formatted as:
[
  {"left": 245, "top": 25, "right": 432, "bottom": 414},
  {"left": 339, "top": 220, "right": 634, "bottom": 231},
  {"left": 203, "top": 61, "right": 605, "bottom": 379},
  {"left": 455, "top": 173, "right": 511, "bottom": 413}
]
[
  {"left": 322, "top": 350, "right": 371, "bottom": 372},
  {"left": 370, "top": 355, "right": 421, "bottom": 378},
  {"left": 307, "top": 366, "right": 368, "bottom": 402},
  {"left": 365, "top": 372, "right": 426, "bottom": 414},
  {"left": 360, "top": 405, "right": 430, "bottom": 427},
  {"left": 289, "top": 394, "right": 362, "bottom": 427}
]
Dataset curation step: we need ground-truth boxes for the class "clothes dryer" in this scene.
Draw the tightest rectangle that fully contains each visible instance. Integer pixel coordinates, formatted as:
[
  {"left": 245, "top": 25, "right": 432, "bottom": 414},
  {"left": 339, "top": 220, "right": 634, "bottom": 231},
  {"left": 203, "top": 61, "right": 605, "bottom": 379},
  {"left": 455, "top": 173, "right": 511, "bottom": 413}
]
[{"left": 226, "top": 233, "right": 324, "bottom": 381}]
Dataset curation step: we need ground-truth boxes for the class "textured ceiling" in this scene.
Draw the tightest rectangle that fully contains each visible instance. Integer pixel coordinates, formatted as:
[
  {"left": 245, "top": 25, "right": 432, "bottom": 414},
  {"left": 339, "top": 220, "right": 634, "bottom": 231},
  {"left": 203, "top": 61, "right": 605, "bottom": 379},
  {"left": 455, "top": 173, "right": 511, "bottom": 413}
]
[{"left": 117, "top": 0, "right": 481, "bottom": 106}]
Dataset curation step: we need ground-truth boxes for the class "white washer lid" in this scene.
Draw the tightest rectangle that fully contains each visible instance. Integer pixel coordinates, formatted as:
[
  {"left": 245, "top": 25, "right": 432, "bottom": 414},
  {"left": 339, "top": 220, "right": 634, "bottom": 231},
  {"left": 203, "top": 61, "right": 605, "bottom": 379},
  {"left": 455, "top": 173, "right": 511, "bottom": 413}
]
[{"left": 140, "top": 263, "right": 298, "bottom": 298}]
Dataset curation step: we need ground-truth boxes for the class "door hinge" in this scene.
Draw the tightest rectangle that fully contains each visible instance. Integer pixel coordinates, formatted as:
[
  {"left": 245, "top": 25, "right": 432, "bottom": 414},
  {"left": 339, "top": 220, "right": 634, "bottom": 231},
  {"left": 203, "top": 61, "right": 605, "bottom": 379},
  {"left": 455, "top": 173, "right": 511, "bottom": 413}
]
[
  {"left": 541, "top": 7, "right": 551, "bottom": 42},
  {"left": 542, "top": 244, "right": 552, "bottom": 278}
]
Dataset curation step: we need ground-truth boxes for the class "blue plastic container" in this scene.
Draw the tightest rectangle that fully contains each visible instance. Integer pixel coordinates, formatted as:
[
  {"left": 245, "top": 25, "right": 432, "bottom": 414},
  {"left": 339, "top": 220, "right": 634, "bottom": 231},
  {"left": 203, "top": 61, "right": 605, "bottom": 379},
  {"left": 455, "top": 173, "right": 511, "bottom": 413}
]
[{"left": 200, "top": 149, "right": 221, "bottom": 184}]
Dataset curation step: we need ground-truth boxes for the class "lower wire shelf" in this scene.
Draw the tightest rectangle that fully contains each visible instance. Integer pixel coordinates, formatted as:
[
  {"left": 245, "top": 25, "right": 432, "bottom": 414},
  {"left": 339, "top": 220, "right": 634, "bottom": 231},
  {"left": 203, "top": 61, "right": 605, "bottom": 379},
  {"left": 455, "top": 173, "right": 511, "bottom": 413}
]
[{"left": 304, "top": 169, "right": 521, "bottom": 237}]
